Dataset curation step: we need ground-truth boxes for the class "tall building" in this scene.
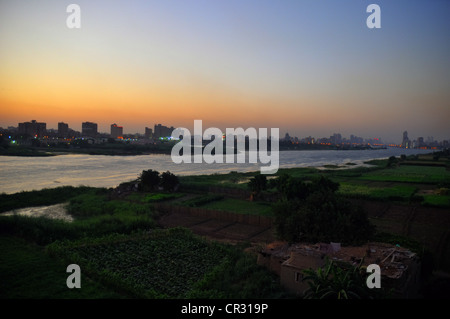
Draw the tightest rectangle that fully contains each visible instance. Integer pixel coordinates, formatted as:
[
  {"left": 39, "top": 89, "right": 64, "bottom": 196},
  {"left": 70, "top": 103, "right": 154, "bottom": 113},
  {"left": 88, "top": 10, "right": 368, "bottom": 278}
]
[
  {"left": 110, "top": 123, "right": 123, "bottom": 139},
  {"left": 330, "top": 133, "right": 342, "bottom": 145},
  {"left": 154, "top": 124, "right": 174, "bottom": 139},
  {"left": 401, "top": 131, "right": 410, "bottom": 148},
  {"left": 18, "top": 120, "right": 47, "bottom": 138},
  {"left": 58, "top": 122, "right": 69, "bottom": 137},
  {"left": 417, "top": 137, "right": 424, "bottom": 147},
  {"left": 82, "top": 122, "right": 98, "bottom": 137},
  {"left": 145, "top": 127, "right": 153, "bottom": 139}
]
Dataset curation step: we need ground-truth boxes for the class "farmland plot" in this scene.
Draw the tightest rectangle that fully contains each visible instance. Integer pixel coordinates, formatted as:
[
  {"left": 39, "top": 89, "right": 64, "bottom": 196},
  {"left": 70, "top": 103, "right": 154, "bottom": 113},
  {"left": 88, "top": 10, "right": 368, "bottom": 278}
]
[{"left": 48, "top": 228, "right": 230, "bottom": 298}]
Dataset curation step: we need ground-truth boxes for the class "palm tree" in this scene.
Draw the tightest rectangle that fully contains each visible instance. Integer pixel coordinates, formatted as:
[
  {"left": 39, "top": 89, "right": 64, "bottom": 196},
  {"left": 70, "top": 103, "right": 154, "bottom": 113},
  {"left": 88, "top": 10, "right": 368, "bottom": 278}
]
[{"left": 302, "top": 258, "right": 380, "bottom": 299}]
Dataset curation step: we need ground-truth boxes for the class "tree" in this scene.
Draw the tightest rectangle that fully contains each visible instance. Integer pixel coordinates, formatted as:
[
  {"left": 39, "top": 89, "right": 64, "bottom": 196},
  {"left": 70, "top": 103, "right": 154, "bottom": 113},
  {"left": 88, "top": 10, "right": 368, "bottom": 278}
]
[
  {"left": 247, "top": 174, "right": 267, "bottom": 199},
  {"left": 272, "top": 176, "right": 375, "bottom": 245},
  {"left": 160, "top": 171, "right": 179, "bottom": 192},
  {"left": 273, "top": 174, "right": 309, "bottom": 201},
  {"left": 139, "top": 169, "right": 160, "bottom": 191},
  {"left": 387, "top": 156, "right": 398, "bottom": 168}
]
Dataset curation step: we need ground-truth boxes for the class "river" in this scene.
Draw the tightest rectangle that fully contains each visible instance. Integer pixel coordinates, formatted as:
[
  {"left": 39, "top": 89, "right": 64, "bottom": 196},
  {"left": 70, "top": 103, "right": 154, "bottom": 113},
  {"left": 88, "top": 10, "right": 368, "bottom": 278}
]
[{"left": 0, "top": 148, "right": 433, "bottom": 194}]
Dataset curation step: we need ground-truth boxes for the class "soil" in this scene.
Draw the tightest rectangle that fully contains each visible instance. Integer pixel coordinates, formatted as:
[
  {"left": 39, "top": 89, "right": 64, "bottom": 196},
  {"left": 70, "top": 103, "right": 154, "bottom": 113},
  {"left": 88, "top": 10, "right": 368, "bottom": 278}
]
[
  {"left": 158, "top": 199, "right": 450, "bottom": 272},
  {"left": 157, "top": 210, "right": 276, "bottom": 245}
]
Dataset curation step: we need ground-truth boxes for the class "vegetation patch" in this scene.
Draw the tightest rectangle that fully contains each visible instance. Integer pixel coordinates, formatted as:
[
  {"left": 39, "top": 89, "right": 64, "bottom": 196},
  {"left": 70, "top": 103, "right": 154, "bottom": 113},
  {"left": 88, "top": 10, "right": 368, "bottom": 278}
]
[
  {"left": 359, "top": 165, "right": 450, "bottom": 184},
  {"left": 337, "top": 183, "right": 418, "bottom": 201},
  {"left": 0, "top": 235, "right": 124, "bottom": 298},
  {"left": 199, "top": 198, "right": 273, "bottom": 216},
  {"left": 421, "top": 194, "right": 450, "bottom": 208},
  {"left": 47, "top": 228, "right": 288, "bottom": 298},
  {"left": 0, "top": 186, "right": 97, "bottom": 213},
  {"left": 178, "top": 194, "right": 225, "bottom": 207}
]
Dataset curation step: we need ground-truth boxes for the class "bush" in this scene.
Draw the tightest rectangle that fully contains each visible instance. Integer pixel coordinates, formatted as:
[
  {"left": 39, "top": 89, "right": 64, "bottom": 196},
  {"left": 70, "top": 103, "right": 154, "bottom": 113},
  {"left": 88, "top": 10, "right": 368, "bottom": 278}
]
[
  {"left": 138, "top": 169, "right": 160, "bottom": 191},
  {"left": 160, "top": 171, "right": 179, "bottom": 192},
  {"left": 247, "top": 174, "right": 267, "bottom": 194}
]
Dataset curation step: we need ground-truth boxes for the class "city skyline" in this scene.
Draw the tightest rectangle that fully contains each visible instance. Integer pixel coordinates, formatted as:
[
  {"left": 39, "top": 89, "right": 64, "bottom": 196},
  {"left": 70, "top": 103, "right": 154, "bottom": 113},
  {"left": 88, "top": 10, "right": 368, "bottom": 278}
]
[
  {"left": 1, "top": 1, "right": 449, "bottom": 142},
  {"left": 5, "top": 118, "right": 447, "bottom": 147}
]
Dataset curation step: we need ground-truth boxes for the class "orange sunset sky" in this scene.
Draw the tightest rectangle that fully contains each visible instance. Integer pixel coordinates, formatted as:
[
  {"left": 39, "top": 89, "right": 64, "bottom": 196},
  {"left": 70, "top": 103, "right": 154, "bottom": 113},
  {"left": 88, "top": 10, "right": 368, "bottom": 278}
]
[{"left": 1, "top": 0, "right": 449, "bottom": 143}]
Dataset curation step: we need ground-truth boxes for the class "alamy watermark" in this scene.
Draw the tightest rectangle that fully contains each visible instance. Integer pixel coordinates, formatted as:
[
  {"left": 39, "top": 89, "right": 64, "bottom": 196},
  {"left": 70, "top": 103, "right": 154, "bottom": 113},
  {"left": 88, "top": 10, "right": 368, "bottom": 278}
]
[
  {"left": 66, "top": 264, "right": 81, "bottom": 288},
  {"left": 65, "top": 4, "right": 380, "bottom": 30},
  {"left": 170, "top": 120, "right": 279, "bottom": 174},
  {"left": 366, "top": 263, "right": 381, "bottom": 289},
  {"left": 66, "top": 4, "right": 81, "bottom": 29}
]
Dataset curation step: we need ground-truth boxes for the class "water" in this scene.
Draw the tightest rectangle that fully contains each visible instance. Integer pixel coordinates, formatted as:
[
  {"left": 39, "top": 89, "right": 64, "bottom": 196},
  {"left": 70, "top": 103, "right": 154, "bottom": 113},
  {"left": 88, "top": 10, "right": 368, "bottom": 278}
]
[{"left": 0, "top": 148, "right": 432, "bottom": 194}]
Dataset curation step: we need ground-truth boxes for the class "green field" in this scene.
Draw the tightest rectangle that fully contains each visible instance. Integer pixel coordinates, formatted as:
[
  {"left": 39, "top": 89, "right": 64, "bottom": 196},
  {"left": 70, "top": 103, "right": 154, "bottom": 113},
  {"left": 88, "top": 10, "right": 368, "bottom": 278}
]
[
  {"left": 0, "top": 235, "right": 124, "bottom": 298},
  {"left": 357, "top": 165, "right": 450, "bottom": 184},
  {"left": 0, "top": 186, "right": 289, "bottom": 299},
  {"left": 47, "top": 228, "right": 231, "bottom": 298},
  {"left": 421, "top": 194, "right": 450, "bottom": 207},
  {"left": 337, "top": 182, "right": 418, "bottom": 201}
]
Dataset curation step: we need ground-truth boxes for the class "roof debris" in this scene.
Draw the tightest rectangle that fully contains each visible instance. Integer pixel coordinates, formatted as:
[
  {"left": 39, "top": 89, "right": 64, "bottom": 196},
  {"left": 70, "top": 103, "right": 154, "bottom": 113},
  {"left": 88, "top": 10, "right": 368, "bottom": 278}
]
[{"left": 259, "top": 241, "right": 418, "bottom": 280}]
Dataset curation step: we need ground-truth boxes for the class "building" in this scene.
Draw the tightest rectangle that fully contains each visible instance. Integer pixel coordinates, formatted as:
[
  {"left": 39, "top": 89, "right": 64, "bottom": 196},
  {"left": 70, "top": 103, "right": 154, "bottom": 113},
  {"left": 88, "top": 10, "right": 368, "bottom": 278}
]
[
  {"left": 145, "top": 127, "right": 153, "bottom": 139},
  {"left": 258, "top": 241, "right": 421, "bottom": 298},
  {"left": 82, "top": 122, "right": 98, "bottom": 137},
  {"left": 401, "top": 131, "right": 410, "bottom": 148},
  {"left": 110, "top": 123, "right": 123, "bottom": 139},
  {"left": 154, "top": 124, "right": 174, "bottom": 139},
  {"left": 18, "top": 120, "right": 47, "bottom": 138},
  {"left": 58, "top": 122, "right": 69, "bottom": 137},
  {"left": 330, "top": 133, "right": 342, "bottom": 145}
]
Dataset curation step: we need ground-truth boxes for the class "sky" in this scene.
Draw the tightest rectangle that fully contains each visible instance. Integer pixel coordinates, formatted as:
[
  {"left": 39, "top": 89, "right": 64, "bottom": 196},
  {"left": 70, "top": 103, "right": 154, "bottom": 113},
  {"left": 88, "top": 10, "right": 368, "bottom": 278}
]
[{"left": 0, "top": 0, "right": 449, "bottom": 144}]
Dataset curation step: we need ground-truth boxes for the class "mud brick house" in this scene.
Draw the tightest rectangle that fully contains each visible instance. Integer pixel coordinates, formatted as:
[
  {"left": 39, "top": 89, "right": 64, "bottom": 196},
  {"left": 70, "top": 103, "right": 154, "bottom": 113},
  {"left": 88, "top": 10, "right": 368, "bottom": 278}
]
[{"left": 257, "top": 241, "right": 421, "bottom": 298}]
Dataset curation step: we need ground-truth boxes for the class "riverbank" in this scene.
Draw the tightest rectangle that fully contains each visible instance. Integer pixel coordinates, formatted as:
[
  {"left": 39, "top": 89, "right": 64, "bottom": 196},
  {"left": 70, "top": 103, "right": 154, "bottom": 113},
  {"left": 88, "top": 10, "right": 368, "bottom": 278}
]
[
  {"left": 1, "top": 142, "right": 443, "bottom": 157},
  {"left": 0, "top": 148, "right": 437, "bottom": 195}
]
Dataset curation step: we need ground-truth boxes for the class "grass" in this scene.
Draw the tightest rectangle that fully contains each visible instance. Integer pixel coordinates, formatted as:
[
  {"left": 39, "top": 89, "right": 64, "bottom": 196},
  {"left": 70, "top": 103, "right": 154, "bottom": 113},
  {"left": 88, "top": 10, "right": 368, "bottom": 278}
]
[
  {"left": 199, "top": 198, "right": 274, "bottom": 216},
  {"left": 421, "top": 194, "right": 450, "bottom": 208},
  {"left": 337, "top": 182, "right": 418, "bottom": 201},
  {"left": 358, "top": 165, "right": 450, "bottom": 184},
  {"left": 0, "top": 190, "right": 158, "bottom": 245},
  {"left": 178, "top": 194, "right": 225, "bottom": 207},
  {"left": 0, "top": 186, "right": 98, "bottom": 213},
  {"left": 179, "top": 171, "right": 257, "bottom": 191},
  {"left": 126, "top": 192, "right": 186, "bottom": 203}
]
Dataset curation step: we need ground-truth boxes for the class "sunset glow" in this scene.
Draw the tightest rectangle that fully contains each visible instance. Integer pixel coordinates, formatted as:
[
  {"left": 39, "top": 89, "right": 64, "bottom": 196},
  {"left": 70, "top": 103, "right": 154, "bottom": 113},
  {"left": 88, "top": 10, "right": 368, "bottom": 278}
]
[{"left": 1, "top": 0, "right": 449, "bottom": 142}]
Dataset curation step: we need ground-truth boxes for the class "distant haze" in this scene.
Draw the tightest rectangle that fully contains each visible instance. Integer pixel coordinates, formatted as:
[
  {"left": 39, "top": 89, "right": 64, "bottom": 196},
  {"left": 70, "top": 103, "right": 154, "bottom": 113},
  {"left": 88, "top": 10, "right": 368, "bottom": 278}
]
[{"left": 1, "top": 0, "right": 449, "bottom": 144}]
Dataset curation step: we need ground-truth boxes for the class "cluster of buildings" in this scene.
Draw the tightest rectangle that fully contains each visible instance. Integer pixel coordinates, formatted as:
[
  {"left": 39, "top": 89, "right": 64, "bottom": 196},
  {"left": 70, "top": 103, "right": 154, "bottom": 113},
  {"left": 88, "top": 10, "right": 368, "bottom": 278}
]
[
  {"left": 283, "top": 132, "right": 376, "bottom": 147},
  {"left": 282, "top": 131, "right": 448, "bottom": 150},
  {"left": 4, "top": 120, "right": 175, "bottom": 143},
  {"left": 400, "top": 131, "right": 444, "bottom": 150},
  {"left": 2, "top": 120, "right": 448, "bottom": 150}
]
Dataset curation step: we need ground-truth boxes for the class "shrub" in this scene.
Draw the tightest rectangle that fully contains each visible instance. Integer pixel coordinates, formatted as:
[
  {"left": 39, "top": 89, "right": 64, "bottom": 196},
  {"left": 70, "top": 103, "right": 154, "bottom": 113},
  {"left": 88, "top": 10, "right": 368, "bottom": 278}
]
[{"left": 160, "top": 171, "right": 179, "bottom": 192}]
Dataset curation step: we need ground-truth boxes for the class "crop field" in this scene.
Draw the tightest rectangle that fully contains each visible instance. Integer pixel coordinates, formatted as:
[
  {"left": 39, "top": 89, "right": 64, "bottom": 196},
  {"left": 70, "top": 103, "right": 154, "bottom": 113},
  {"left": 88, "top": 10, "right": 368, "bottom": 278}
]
[
  {"left": 47, "top": 228, "right": 240, "bottom": 298},
  {"left": 421, "top": 194, "right": 450, "bottom": 208},
  {"left": 357, "top": 165, "right": 450, "bottom": 184},
  {"left": 337, "top": 182, "right": 418, "bottom": 201},
  {"left": 0, "top": 235, "right": 123, "bottom": 298},
  {"left": 126, "top": 192, "right": 186, "bottom": 203},
  {"left": 198, "top": 198, "right": 274, "bottom": 216}
]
